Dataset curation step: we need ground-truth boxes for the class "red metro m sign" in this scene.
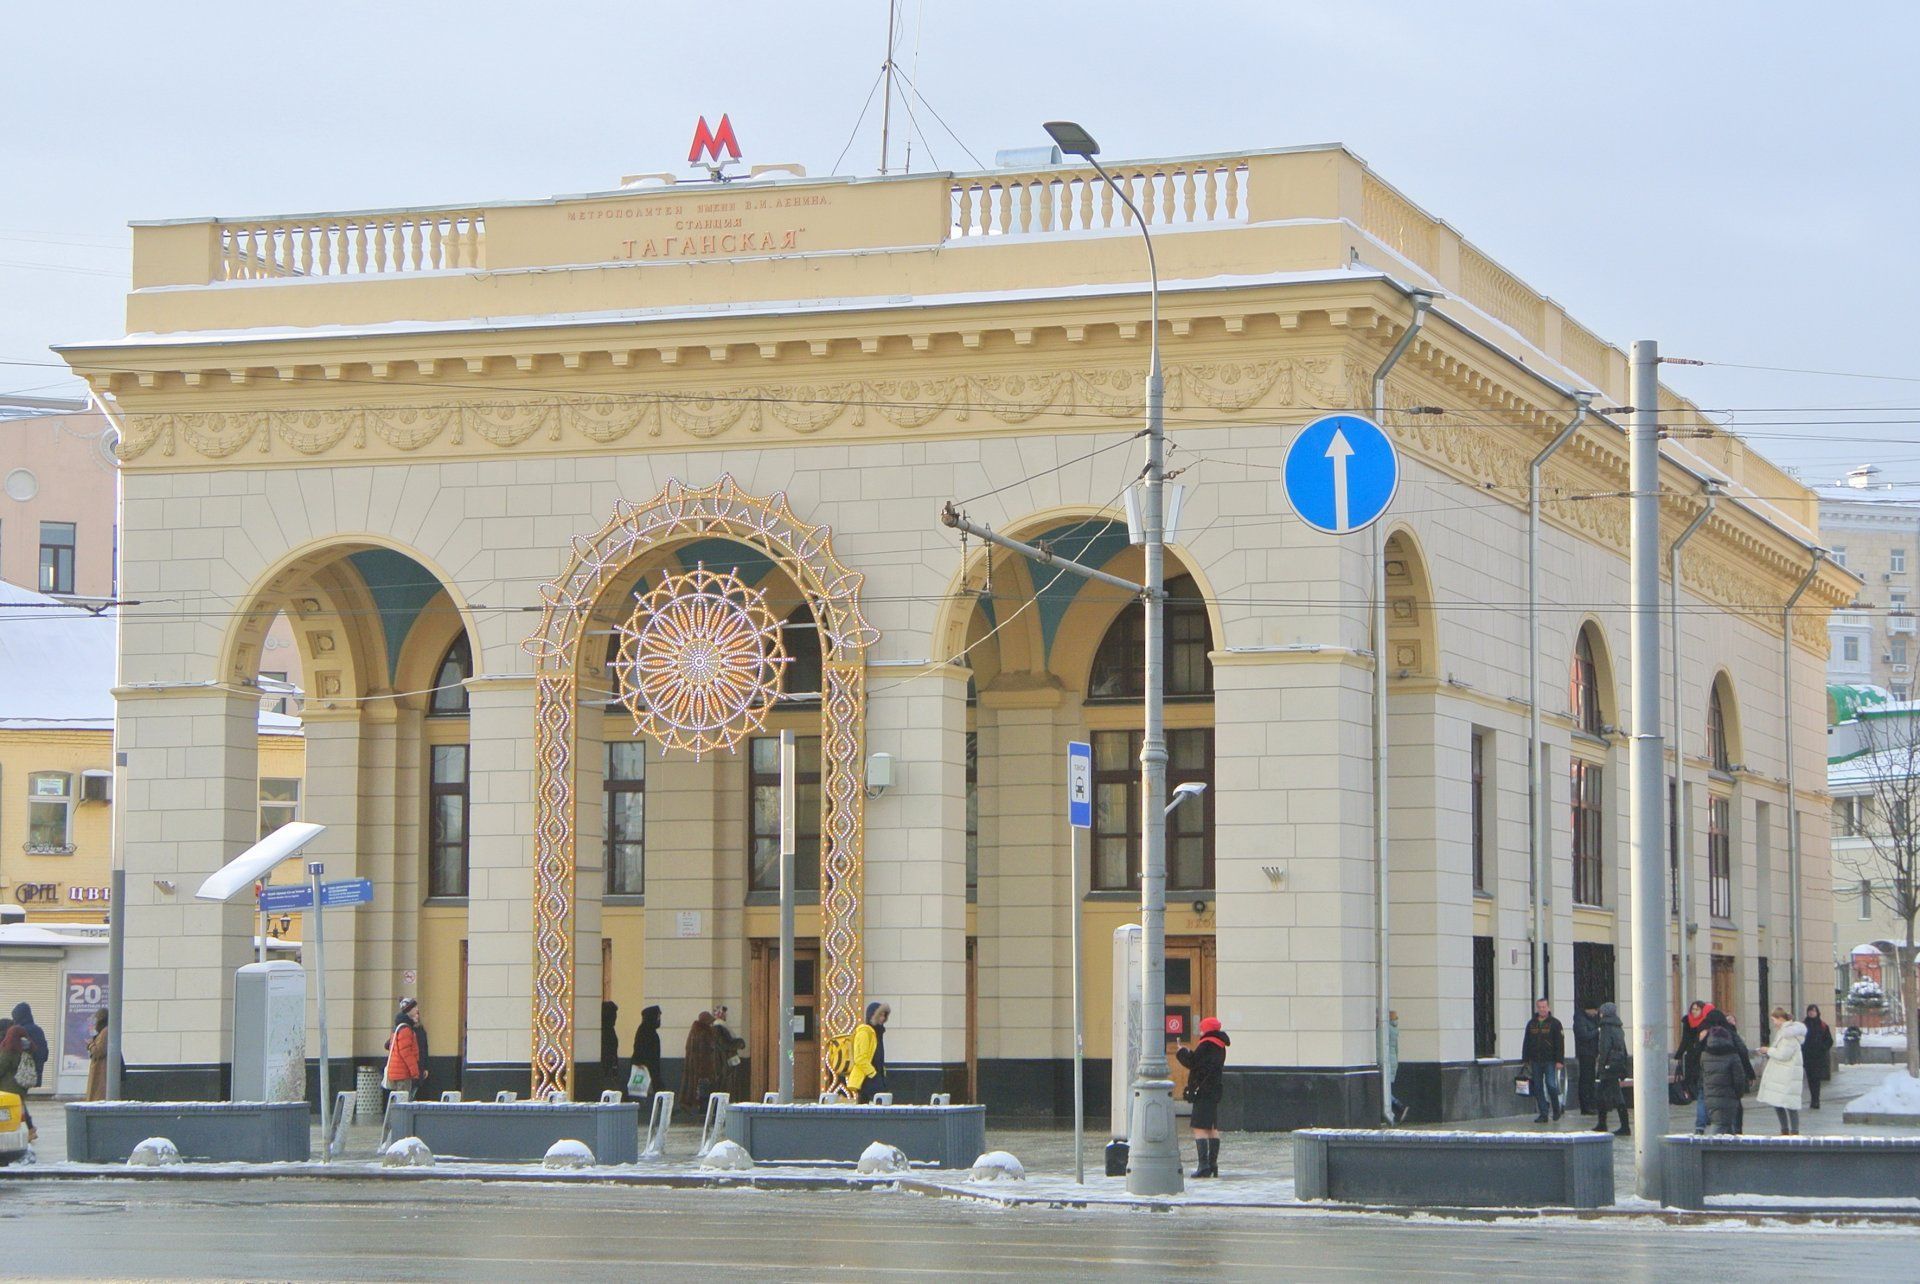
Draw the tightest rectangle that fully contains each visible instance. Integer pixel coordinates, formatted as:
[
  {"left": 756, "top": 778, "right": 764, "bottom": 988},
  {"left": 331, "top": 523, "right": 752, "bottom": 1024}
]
[{"left": 688, "top": 114, "right": 742, "bottom": 165}]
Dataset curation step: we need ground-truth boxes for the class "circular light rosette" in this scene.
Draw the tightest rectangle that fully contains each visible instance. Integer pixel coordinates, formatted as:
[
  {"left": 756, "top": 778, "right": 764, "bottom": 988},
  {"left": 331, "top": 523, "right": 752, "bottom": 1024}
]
[{"left": 611, "top": 565, "right": 790, "bottom": 759}]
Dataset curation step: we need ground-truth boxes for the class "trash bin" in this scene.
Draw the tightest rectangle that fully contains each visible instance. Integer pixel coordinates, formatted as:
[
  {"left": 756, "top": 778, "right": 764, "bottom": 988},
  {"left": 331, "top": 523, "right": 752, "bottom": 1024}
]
[{"left": 355, "top": 1065, "right": 383, "bottom": 1124}]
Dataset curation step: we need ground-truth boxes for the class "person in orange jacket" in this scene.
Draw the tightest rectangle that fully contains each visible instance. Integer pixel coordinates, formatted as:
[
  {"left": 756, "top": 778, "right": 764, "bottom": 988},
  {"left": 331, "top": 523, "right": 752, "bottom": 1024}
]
[{"left": 384, "top": 998, "right": 428, "bottom": 1100}]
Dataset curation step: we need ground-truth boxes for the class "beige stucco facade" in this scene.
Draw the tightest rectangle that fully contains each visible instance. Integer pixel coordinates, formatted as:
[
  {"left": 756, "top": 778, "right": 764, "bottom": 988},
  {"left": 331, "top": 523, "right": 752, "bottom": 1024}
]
[{"left": 61, "top": 144, "right": 1853, "bottom": 1122}]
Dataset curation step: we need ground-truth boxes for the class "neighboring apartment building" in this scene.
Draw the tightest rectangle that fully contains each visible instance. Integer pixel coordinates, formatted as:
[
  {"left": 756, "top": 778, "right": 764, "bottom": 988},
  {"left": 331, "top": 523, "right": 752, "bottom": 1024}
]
[
  {"left": 0, "top": 579, "right": 302, "bottom": 925},
  {"left": 0, "top": 394, "right": 118, "bottom": 601},
  {"left": 1821, "top": 466, "right": 1920, "bottom": 699},
  {"left": 1826, "top": 701, "right": 1919, "bottom": 1027}
]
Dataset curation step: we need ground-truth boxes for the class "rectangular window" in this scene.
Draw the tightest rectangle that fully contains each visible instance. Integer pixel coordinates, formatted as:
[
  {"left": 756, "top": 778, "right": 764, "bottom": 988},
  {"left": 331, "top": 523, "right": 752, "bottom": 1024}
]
[
  {"left": 1708, "top": 794, "right": 1732, "bottom": 919},
  {"left": 258, "top": 778, "right": 300, "bottom": 840},
  {"left": 1894, "top": 591, "right": 1909, "bottom": 612},
  {"left": 1470, "top": 730, "right": 1488, "bottom": 893},
  {"left": 1860, "top": 878, "right": 1873, "bottom": 920},
  {"left": 1894, "top": 549, "right": 1908, "bottom": 574},
  {"left": 428, "top": 744, "right": 470, "bottom": 898},
  {"left": 750, "top": 735, "right": 820, "bottom": 893},
  {"left": 965, "top": 730, "right": 979, "bottom": 896},
  {"left": 1570, "top": 759, "right": 1604, "bottom": 907},
  {"left": 1833, "top": 546, "right": 1848, "bottom": 568},
  {"left": 1832, "top": 796, "right": 1856, "bottom": 838},
  {"left": 1898, "top": 686, "right": 1913, "bottom": 702},
  {"left": 39, "top": 521, "right": 76, "bottom": 595},
  {"left": 604, "top": 740, "right": 645, "bottom": 896},
  {"left": 1472, "top": 935, "right": 1497, "bottom": 1059},
  {"left": 1843, "top": 635, "right": 1861, "bottom": 663},
  {"left": 1896, "top": 638, "right": 1909, "bottom": 666},
  {"left": 27, "top": 771, "right": 73, "bottom": 852},
  {"left": 1091, "top": 728, "right": 1213, "bottom": 892}
]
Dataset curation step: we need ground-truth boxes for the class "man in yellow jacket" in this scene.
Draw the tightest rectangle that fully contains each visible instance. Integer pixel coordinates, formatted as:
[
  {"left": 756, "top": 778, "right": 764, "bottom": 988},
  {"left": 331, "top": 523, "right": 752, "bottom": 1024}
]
[{"left": 848, "top": 1002, "right": 890, "bottom": 1103}]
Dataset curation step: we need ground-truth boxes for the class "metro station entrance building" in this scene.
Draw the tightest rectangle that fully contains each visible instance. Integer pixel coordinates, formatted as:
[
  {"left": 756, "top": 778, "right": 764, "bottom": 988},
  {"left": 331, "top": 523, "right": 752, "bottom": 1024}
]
[{"left": 67, "top": 143, "right": 1853, "bottom": 1125}]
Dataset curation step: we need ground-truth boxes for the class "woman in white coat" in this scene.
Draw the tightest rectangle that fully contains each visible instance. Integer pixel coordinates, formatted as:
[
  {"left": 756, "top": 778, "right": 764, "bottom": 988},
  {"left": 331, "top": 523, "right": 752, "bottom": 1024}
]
[{"left": 1757, "top": 1006, "right": 1807, "bottom": 1135}]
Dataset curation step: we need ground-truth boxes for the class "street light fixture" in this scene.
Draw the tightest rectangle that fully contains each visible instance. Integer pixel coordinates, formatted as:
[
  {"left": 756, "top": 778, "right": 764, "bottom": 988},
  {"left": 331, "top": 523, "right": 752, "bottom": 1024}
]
[
  {"left": 1166, "top": 781, "right": 1208, "bottom": 817},
  {"left": 1045, "top": 118, "right": 1181, "bottom": 1197}
]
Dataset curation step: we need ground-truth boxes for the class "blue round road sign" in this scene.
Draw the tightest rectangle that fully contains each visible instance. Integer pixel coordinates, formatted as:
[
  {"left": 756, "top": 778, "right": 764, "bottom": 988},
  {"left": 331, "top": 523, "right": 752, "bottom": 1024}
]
[{"left": 1282, "top": 413, "right": 1400, "bottom": 535}]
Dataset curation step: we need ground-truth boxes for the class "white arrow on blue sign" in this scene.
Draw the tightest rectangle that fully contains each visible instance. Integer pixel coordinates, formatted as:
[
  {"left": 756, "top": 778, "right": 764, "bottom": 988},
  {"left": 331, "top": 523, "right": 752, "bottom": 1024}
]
[
  {"left": 1067, "top": 740, "right": 1092, "bottom": 830},
  {"left": 1282, "top": 412, "right": 1401, "bottom": 535}
]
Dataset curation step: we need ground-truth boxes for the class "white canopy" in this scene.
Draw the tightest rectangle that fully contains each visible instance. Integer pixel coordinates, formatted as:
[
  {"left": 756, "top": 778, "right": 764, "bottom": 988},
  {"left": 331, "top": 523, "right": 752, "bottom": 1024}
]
[{"left": 195, "top": 822, "right": 326, "bottom": 903}]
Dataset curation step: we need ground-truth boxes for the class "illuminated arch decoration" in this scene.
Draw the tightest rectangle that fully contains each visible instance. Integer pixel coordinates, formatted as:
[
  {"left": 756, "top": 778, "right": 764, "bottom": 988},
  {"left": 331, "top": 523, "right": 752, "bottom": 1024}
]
[
  {"left": 524, "top": 475, "right": 877, "bottom": 1098},
  {"left": 612, "top": 565, "right": 790, "bottom": 759}
]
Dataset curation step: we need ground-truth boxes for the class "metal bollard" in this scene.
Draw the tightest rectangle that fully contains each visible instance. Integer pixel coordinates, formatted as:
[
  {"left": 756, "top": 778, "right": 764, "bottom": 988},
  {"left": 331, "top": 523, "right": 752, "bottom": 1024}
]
[
  {"left": 696, "top": 1093, "right": 732, "bottom": 1158},
  {"left": 494, "top": 1091, "right": 518, "bottom": 1103},
  {"left": 641, "top": 1090, "right": 676, "bottom": 1159},
  {"left": 870, "top": 1092, "right": 894, "bottom": 1106},
  {"left": 329, "top": 1091, "right": 355, "bottom": 1157},
  {"left": 599, "top": 1090, "right": 623, "bottom": 1105},
  {"left": 930, "top": 1092, "right": 951, "bottom": 1107},
  {"left": 381, "top": 1087, "right": 413, "bottom": 1148}
]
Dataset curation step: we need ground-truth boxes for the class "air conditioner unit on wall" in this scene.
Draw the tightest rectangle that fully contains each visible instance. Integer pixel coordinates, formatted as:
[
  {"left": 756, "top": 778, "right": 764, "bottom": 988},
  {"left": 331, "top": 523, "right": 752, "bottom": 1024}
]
[{"left": 80, "top": 769, "right": 112, "bottom": 804}]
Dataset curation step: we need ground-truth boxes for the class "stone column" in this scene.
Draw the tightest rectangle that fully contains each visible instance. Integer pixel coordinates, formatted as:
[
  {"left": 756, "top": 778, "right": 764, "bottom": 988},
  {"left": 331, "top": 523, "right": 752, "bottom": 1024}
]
[
  {"left": 1386, "top": 688, "right": 1476, "bottom": 1065},
  {"left": 1212, "top": 651, "right": 1377, "bottom": 1127},
  {"left": 462, "top": 675, "right": 538, "bottom": 1094},
  {"left": 353, "top": 703, "right": 421, "bottom": 1056},
  {"left": 863, "top": 664, "right": 970, "bottom": 1094},
  {"left": 298, "top": 710, "right": 369, "bottom": 1072},
  {"left": 113, "top": 684, "right": 261, "bottom": 1097}
]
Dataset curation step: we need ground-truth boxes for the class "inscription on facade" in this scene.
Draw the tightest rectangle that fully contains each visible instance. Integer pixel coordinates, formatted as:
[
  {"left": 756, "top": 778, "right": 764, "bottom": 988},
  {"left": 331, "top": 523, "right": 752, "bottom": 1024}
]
[{"left": 565, "top": 193, "right": 828, "bottom": 260}]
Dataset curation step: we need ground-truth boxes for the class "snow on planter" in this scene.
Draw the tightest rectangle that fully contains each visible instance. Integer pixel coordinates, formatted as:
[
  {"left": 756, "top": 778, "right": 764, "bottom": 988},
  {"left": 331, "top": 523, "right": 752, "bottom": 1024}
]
[
  {"left": 1843, "top": 1071, "right": 1920, "bottom": 1122},
  {"left": 699, "top": 1139, "right": 754, "bottom": 1171},
  {"left": 542, "top": 1139, "right": 596, "bottom": 1169},
  {"left": 380, "top": 1136, "right": 436, "bottom": 1167},
  {"left": 968, "top": 1150, "right": 1025, "bottom": 1181},
  {"left": 127, "top": 1137, "right": 180, "bottom": 1167},
  {"left": 856, "top": 1141, "right": 909, "bottom": 1174}
]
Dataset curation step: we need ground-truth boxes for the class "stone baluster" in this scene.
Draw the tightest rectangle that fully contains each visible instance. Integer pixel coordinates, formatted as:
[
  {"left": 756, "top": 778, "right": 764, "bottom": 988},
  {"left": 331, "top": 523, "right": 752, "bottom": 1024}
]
[
  {"left": 1202, "top": 167, "right": 1219, "bottom": 221},
  {"left": 1182, "top": 170, "right": 1198, "bottom": 222},
  {"left": 1137, "top": 171, "right": 1155, "bottom": 225},
  {"left": 1037, "top": 179, "right": 1055, "bottom": 233},
  {"left": 353, "top": 222, "right": 369, "bottom": 274},
  {"left": 996, "top": 182, "right": 1013, "bottom": 236},
  {"left": 1099, "top": 176, "right": 1115, "bottom": 228},
  {"left": 1226, "top": 166, "right": 1243, "bottom": 221},
  {"left": 1077, "top": 175, "right": 1094, "bottom": 230},
  {"left": 372, "top": 220, "right": 390, "bottom": 272},
  {"left": 1160, "top": 171, "right": 1176, "bottom": 224},
  {"left": 298, "top": 225, "right": 314, "bottom": 275}
]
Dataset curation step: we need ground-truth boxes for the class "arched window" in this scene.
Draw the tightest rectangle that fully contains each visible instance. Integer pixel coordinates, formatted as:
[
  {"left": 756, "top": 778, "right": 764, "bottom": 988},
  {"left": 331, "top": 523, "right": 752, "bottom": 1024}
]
[
  {"left": 1707, "top": 681, "right": 1730, "bottom": 772},
  {"left": 1570, "top": 628, "right": 1602, "bottom": 735},
  {"left": 429, "top": 635, "right": 472, "bottom": 716},
  {"left": 1087, "top": 575, "right": 1213, "bottom": 701}
]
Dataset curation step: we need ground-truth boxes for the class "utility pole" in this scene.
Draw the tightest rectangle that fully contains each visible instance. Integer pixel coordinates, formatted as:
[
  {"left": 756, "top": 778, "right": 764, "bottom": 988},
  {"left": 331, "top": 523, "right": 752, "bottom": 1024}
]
[
  {"left": 878, "top": 0, "right": 898, "bottom": 175},
  {"left": 1628, "top": 340, "right": 1670, "bottom": 1199}
]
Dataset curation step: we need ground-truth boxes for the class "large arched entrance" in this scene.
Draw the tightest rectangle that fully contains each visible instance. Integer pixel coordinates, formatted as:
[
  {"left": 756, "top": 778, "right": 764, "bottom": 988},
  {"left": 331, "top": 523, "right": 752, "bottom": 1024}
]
[{"left": 523, "top": 476, "right": 877, "bottom": 1096}]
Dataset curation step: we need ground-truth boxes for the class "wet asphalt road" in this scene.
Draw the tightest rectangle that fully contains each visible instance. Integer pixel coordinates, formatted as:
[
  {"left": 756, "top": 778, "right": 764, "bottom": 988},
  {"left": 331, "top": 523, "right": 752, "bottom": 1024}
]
[{"left": 0, "top": 1178, "right": 1906, "bottom": 1282}]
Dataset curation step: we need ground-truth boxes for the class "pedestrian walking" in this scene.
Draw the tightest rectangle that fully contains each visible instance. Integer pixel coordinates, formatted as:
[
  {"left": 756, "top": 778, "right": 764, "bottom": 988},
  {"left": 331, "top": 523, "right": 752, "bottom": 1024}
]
[
  {"left": 7, "top": 1003, "right": 47, "bottom": 1096},
  {"left": 681, "top": 1011, "right": 721, "bottom": 1111},
  {"left": 1697, "top": 1020, "right": 1750, "bottom": 1135},
  {"left": 1676, "top": 1000, "right": 1712, "bottom": 1128},
  {"left": 849, "top": 1001, "right": 889, "bottom": 1103},
  {"left": 1175, "top": 1016, "right": 1230, "bottom": 1177},
  {"left": 85, "top": 1008, "right": 109, "bottom": 1102},
  {"left": 1757, "top": 1006, "right": 1806, "bottom": 1135},
  {"left": 1718, "top": 1011, "right": 1757, "bottom": 1134},
  {"left": 1843, "top": 1021, "right": 1862, "bottom": 1065},
  {"left": 1800, "top": 1004, "right": 1834, "bottom": 1109},
  {"left": 1572, "top": 1001, "right": 1600, "bottom": 1116},
  {"left": 1385, "top": 1010, "right": 1406, "bottom": 1123},
  {"left": 600, "top": 1000, "right": 620, "bottom": 1093},
  {"left": 629, "top": 1004, "right": 662, "bottom": 1099},
  {"left": 1590, "top": 1002, "right": 1632, "bottom": 1136},
  {"left": 1519, "top": 998, "right": 1565, "bottom": 1123},
  {"left": 382, "top": 998, "right": 429, "bottom": 1100},
  {"left": 0, "top": 1020, "right": 36, "bottom": 1143},
  {"left": 711, "top": 1004, "right": 746, "bottom": 1101}
]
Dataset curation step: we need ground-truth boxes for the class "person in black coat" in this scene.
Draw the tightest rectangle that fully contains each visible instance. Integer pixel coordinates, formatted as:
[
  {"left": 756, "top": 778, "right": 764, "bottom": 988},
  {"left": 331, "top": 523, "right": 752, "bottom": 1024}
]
[
  {"left": 1519, "top": 999, "right": 1566, "bottom": 1123},
  {"left": 1801, "top": 1004, "right": 1835, "bottom": 1109},
  {"left": 600, "top": 1000, "right": 620, "bottom": 1092},
  {"left": 1590, "top": 1002, "right": 1631, "bottom": 1136},
  {"left": 627, "top": 1004, "right": 663, "bottom": 1099},
  {"left": 1697, "top": 1023, "right": 1750, "bottom": 1134},
  {"left": 1174, "top": 1017, "right": 1230, "bottom": 1178},
  {"left": 1572, "top": 1003, "right": 1601, "bottom": 1115}
]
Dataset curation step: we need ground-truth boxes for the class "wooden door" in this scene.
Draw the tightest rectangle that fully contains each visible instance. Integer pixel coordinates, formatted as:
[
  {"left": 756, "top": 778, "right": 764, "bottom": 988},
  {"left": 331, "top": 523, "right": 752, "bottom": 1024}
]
[
  {"left": 1711, "top": 954, "right": 1737, "bottom": 1021},
  {"left": 750, "top": 938, "right": 819, "bottom": 1100},
  {"left": 1163, "top": 936, "right": 1217, "bottom": 1104},
  {"left": 457, "top": 938, "right": 469, "bottom": 1087}
]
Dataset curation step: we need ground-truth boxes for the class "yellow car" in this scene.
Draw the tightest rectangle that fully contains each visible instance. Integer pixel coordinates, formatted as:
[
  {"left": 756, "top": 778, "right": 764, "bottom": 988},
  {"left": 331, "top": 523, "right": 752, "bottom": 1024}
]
[{"left": 0, "top": 1090, "right": 27, "bottom": 1165}]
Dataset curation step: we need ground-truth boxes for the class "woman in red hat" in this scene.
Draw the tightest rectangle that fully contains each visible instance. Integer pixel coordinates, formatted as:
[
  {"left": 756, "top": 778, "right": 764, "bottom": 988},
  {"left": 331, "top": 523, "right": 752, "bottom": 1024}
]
[{"left": 1175, "top": 1016, "right": 1230, "bottom": 1177}]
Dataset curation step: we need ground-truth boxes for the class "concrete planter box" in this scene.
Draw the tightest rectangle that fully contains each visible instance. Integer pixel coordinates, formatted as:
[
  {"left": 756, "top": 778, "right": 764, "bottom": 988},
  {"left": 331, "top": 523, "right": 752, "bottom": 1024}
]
[
  {"left": 1662, "top": 1134, "right": 1920, "bottom": 1209},
  {"left": 725, "top": 1103, "right": 986, "bottom": 1167},
  {"left": 66, "top": 1102, "right": 311, "bottom": 1164},
  {"left": 1294, "top": 1129, "right": 1614, "bottom": 1209},
  {"left": 384, "top": 1100, "right": 642, "bottom": 1164}
]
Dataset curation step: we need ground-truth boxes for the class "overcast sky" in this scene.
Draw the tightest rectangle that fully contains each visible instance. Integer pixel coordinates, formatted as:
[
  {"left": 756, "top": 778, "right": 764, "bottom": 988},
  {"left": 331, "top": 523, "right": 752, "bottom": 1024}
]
[{"left": 4, "top": 1, "right": 1914, "bottom": 483}]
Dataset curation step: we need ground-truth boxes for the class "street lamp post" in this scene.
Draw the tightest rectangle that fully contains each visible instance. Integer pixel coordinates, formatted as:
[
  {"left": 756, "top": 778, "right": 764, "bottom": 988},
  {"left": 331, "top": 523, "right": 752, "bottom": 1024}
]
[{"left": 1044, "top": 120, "right": 1181, "bottom": 1196}]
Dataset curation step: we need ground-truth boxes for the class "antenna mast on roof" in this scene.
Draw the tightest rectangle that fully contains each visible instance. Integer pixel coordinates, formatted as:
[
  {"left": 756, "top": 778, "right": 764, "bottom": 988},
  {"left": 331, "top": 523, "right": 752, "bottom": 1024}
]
[{"left": 878, "top": 0, "right": 898, "bottom": 174}]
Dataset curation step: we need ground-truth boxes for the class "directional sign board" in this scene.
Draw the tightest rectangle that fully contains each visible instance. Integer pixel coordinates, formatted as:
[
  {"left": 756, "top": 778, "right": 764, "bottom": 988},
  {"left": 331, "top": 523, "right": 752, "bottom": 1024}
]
[
  {"left": 1282, "top": 413, "right": 1400, "bottom": 535},
  {"left": 319, "top": 878, "right": 375, "bottom": 909},
  {"left": 1067, "top": 740, "right": 1093, "bottom": 830},
  {"left": 257, "top": 884, "right": 314, "bottom": 913}
]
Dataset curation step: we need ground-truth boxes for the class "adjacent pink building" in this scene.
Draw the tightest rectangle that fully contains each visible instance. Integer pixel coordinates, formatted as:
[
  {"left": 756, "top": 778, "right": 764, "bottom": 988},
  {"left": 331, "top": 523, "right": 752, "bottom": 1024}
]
[{"left": 0, "top": 395, "right": 117, "bottom": 601}]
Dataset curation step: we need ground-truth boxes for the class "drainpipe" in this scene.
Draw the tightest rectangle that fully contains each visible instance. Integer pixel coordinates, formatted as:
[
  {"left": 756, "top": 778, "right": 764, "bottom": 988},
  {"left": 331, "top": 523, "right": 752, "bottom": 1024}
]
[
  {"left": 1668, "top": 480, "right": 1719, "bottom": 1017},
  {"left": 1372, "top": 288, "right": 1432, "bottom": 1124},
  {"left": 86, "top": 385, "right": 129, "bottom": 1100},
  {"left": 1782, "top": 553, "right": 1821, "bottom": 1010},
  {"left": 1527, "top": 391, "right": 1593, "bottom": 1005}
]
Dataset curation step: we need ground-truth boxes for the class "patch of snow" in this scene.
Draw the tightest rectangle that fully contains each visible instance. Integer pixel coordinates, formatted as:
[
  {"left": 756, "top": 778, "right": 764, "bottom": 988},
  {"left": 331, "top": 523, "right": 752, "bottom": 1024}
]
[
  {"left": 1707, "top": 1194, "right": 1920, "bottom": 1210},
  {"left": 967, "top": 1150, "right": 1025, "bottom": 1182},
  {"left": 127, "top": 1138, "right": 179, "bottom": 1167},
  {"left": 1844, "top": 1071, "right": 1920, "bottom": 1118},
  {"left": 379, "top": 1136, "right": 434, "bottom": 1168},
  {"left": 699, "top": 1139, "right": 753, "bottom": 1171},
  {"left": 855, "top": 1142, "right": 909, "bottom": 1175},
  {"left": 541, "top": 1139, "right": 595, "bottom": 1169}
]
